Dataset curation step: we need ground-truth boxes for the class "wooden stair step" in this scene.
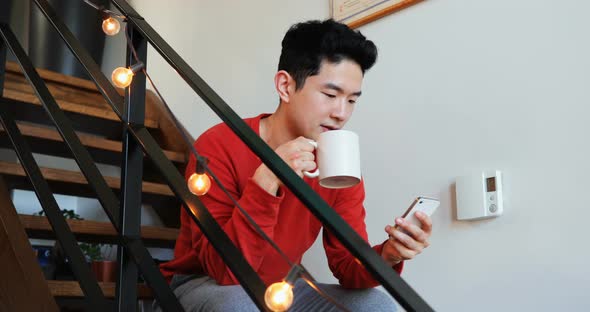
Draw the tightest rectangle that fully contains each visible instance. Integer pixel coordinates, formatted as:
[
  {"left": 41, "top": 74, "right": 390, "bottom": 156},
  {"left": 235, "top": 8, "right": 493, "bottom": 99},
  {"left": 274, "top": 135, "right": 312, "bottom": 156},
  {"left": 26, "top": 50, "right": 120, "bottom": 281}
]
[
  {"left": 5, "top": 62, "right": 156, "bottom": 121},
  {"left": 0, "top": 89, "right": 158, "bottom": 139},
  {"left": 0, "top": 161, "right": 175, "bottom": 204},
  {"left": 4, "top": 61, "right": 191, "bottom": 161},
  {"left": 0, "top": 161, "right": 173, "bottom": 196},
  {"left": 20, "top": 214, "right": 178, "bottom": 248},
  {"left": 6, "top": 61, "right": 99, "bottom": 93},
  {"left": 1, "top": 89, "right": 158, "bottom": 130},
  {"left": 0, "top": 122, "right": 186, "bottom": 166},
  {"left": 47, "top": 280, "right": 153, "bottom": 299},
  {"left": 4, "top": 67, "right": 111, "bottom": 110}
]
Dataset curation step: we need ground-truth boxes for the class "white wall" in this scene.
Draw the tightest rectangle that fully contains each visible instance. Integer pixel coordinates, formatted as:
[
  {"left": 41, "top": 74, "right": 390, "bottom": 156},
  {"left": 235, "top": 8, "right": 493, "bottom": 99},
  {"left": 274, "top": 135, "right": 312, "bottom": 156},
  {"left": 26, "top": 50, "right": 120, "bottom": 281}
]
[{"left": 123, "top": 0, "right": 590, "bottom": 311}]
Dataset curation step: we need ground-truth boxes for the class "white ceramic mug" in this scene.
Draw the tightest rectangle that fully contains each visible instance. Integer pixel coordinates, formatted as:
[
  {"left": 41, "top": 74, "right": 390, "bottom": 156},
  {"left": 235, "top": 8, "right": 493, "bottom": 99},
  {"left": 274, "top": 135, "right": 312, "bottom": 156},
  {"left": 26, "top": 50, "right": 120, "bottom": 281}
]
[{"left": 303, "top": 130, "right": 361, "bottom": 189}]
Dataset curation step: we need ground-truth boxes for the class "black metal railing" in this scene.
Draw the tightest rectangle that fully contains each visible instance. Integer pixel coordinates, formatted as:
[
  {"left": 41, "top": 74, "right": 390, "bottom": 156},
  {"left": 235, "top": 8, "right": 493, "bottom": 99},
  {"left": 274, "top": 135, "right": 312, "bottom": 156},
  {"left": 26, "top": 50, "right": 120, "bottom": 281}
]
[
  {"left": 0, "top": 0, "right": 434, "bottom": 311},
  {"left": 2, "top": 1, "right": 268, "bottom": 310}
]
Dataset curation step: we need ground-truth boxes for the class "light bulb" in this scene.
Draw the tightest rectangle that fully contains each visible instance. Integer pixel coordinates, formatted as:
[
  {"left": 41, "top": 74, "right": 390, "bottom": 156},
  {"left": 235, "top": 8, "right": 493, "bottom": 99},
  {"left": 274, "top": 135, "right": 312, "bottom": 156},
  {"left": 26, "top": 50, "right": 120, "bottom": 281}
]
[
  {"left": 111, "top": 67, "right": 134, "bottom": 88},
  {"left": 264, "top": 281, "right": 294, "bottom": 312},
  {"left": 188, "top": 173, "right": 211, "bottom": 196},
  {"left": 102, "top": 17, "right": 120, "bottom": 36}
]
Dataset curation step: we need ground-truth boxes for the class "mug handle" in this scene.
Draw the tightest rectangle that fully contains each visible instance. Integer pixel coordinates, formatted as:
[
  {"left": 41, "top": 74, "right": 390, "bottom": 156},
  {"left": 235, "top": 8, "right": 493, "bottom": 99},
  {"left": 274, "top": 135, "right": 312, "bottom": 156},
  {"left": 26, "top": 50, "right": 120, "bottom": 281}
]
[{"left": 303, "top": 141, "right": 319, "bottom": 178}]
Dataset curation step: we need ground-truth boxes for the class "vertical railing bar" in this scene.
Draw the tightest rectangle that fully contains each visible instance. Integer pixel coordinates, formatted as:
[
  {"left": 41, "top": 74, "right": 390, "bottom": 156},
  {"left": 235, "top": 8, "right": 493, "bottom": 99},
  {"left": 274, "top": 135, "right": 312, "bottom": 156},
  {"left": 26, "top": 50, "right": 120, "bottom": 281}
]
[{"left": 116, "top": 24, "right": 146, "bottom": 311}]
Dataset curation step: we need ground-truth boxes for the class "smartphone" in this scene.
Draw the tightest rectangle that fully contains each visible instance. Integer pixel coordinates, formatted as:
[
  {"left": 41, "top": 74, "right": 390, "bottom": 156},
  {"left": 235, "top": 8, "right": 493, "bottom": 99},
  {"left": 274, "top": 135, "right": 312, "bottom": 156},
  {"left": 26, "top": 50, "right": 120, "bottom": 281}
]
[{"left": 396, "top": 197, "right": 440, "bottom": 229}]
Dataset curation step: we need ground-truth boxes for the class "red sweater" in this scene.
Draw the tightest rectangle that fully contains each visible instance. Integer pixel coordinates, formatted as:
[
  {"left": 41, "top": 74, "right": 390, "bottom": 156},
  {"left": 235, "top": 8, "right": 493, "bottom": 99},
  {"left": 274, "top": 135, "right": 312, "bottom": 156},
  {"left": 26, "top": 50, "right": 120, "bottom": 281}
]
[{"left": 160, "top": 114, "right": 402, "bottom": 288}]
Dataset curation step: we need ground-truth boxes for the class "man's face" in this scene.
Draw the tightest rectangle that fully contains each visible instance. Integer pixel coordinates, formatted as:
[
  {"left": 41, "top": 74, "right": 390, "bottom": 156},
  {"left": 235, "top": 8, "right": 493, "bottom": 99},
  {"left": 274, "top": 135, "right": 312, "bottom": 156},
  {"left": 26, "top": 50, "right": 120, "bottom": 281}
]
[{"left": 284, "top": 59, "right": 363, "bottom": 140}]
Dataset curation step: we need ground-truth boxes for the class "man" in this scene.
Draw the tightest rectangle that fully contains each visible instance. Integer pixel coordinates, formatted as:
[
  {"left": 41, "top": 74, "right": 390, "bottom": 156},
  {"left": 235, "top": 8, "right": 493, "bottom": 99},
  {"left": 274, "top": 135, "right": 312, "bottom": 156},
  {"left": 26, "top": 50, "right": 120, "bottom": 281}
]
[{"left": 158, "top": 19, "right": 432, "bottom": 311}]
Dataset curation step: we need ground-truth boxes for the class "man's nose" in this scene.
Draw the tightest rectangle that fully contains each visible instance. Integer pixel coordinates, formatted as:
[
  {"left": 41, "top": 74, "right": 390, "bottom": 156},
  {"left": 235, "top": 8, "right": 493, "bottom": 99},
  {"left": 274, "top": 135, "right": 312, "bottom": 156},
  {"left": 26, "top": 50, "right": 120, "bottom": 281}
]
[{"left": 330, "top": 100, "right": 350, "bottom": 121}]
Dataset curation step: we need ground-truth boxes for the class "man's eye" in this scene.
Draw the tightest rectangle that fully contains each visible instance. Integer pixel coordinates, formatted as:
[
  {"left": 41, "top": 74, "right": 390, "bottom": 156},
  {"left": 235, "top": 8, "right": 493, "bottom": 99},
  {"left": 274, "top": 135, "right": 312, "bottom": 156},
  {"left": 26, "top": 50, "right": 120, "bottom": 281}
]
[
  {"left": 349, "top": 100, "right": 357, "bottom": 104},
  {"left": 323, "top": 93, "right": 336, "bottom": 98}
]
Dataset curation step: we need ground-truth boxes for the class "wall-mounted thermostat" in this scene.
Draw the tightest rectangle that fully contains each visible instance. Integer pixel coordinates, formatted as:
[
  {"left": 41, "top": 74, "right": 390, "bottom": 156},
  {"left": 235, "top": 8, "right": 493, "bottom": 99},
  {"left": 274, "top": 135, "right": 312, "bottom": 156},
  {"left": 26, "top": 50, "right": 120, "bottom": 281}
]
[{"left": 456, "top": 170, "right": 503, "bottom": 220}]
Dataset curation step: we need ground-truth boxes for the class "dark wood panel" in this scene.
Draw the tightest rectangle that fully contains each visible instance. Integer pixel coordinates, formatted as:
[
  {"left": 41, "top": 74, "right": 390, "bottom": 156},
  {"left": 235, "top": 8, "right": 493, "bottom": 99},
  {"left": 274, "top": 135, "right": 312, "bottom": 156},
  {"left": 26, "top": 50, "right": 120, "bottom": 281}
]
[
  {"left": 47, "top": 280, "right": 153, "bottom": 299},
  {"left": 0, "top": 176, "right": 59, "bottom": 311}
]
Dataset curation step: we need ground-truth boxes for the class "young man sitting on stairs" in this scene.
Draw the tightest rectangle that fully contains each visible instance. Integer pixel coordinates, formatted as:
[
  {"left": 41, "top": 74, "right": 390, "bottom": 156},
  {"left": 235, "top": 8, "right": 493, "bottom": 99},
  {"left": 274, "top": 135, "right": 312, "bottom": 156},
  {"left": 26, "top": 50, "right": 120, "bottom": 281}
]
[{"left": 157, "top": 19, "right": 433, "bottom": 311}]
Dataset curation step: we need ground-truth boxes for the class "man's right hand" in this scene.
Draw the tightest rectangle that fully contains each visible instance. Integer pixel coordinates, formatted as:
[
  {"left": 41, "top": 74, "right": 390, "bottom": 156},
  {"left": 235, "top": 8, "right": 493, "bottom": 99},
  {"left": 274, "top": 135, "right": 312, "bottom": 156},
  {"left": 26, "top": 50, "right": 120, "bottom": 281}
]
[{"left": 252, "top": 136, "right": 316, "bottom": 196}]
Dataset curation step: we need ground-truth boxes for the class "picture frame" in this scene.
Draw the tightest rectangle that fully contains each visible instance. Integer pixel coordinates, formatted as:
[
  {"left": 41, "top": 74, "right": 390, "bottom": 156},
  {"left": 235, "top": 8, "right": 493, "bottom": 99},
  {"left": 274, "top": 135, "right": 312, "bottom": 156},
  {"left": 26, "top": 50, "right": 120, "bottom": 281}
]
[{"left": 331, "top": 0, "right": 424, "bottom": 29}]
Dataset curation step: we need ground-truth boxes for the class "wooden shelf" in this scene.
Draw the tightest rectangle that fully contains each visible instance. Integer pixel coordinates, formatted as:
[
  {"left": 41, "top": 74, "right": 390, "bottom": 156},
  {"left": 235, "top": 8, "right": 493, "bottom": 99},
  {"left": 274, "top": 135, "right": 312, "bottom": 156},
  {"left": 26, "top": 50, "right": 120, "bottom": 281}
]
[
  {"left": 0, "top": 122, "right": 186, "bottom": 165},
  {"left": 20, "top": 214, "right": 178, "bottom": 248},
  {"left": 2, "top": 89, "right": 159, "bottom": 129},
  {"left": 6, "top": 61, "right": 99, "bottom": 92},
  {"left": 0, "top": 161, "right": 174, "bottom": 197},
  {"left": 47, "top": 280, "right": 153, "bottom": 299}
]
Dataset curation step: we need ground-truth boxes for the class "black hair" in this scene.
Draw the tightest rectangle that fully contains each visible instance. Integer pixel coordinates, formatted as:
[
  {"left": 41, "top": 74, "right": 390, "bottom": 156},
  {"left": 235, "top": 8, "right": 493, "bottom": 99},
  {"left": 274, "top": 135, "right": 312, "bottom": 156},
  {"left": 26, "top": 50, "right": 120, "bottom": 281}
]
[{"left": 278, "top": 19, "right": 377, "bottom": 90}]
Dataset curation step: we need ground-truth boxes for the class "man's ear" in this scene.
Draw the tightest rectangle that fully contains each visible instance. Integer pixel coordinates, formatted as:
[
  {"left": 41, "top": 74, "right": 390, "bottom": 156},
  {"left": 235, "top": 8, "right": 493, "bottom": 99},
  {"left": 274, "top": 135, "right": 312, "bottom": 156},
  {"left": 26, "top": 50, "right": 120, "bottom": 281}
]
[{"left": 275, "top": 70, "right": 295, "bottom": 103}]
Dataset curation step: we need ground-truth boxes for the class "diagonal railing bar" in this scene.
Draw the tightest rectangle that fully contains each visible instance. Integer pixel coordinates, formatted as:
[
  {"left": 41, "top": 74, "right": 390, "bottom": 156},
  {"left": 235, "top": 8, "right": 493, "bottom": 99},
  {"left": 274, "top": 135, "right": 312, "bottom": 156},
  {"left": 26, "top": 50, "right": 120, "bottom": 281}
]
[
  {"left": 0, "top": 108, "right": 109, "bottom": 312},
  {"left": 33, "top": 0, "right": 125, "bottom": 119},
  {"left": 0, "top": 23, "right": 184, "bottom": 312},
  {"left": 129, "top": 124, "right": 269, "bottom": 311},
  {"left": 110, "top": 1, "right": 433, "bottom": 310}
]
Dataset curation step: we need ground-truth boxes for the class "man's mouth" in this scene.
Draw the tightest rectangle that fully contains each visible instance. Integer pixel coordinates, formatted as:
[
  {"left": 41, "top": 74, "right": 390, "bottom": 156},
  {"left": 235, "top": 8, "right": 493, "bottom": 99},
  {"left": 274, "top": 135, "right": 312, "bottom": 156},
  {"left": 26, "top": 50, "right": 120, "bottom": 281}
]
[{"left": 321, "top": 125, "right": 338, "bottom": 132}]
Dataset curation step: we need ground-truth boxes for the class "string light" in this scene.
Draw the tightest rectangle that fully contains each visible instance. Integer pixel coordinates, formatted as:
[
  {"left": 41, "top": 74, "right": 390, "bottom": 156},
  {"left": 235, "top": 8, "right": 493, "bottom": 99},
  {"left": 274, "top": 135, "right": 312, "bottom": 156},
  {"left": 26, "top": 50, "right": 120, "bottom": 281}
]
[
  {"left": 265, "top": 282, "right": 294, "bottom": 312},
  {"left": 82, "top": 1, "right": 124, "bottom": 36},
  {"left": 264, "top": 265, "right": 303, "bottom": 311},
  {"left": 187, "top": 156, "right": 211, "bottom": 196},
  {"left": 187, "top": 172, "right": 211, "bottom": 196},
  {"left": 111, "top": 67, "right": 133, "bottom": 87},
  {"left": 110, "top": 62, "right": 144, "bottom": 88},
  {"left": 102, "top": 17, "right": 120, "bottom": 35}
]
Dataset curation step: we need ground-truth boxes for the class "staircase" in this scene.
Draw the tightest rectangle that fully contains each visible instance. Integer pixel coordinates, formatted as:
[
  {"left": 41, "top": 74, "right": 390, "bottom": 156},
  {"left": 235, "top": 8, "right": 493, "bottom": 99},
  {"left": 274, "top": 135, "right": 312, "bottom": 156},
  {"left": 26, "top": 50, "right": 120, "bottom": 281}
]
[{"left": 0, "top": 61, "right": 187, "bottom": 307}]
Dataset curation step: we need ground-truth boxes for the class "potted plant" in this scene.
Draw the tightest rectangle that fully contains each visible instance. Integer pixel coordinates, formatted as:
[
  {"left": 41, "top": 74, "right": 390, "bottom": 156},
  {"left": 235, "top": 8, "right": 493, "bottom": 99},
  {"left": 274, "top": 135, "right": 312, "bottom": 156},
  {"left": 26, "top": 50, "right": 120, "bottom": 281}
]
[
  {"left": 34, "top": 209, "right": 117, "bottom": 282},
  {"left": 84, "top": 243, "right": 117, "bottom": 283}
]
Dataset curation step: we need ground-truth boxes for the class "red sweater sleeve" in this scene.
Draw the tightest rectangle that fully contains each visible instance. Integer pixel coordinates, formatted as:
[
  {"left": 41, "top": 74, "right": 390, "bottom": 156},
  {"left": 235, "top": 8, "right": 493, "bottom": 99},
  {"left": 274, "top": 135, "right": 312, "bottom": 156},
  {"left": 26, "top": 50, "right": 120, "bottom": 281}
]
[
  {"left": 322, "top": 181, "right": 403, "bottom": 288},
  {"left": 188, "top": 131, "right": 283, "bottom": 285}
]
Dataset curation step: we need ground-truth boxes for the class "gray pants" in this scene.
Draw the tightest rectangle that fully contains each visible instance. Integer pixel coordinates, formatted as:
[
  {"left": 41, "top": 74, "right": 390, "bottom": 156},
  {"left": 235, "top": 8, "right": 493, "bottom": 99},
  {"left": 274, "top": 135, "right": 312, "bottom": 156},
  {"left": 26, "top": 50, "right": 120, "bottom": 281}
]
[{"left": 154, "top": 274, "right": 397, "bottom": 312}]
